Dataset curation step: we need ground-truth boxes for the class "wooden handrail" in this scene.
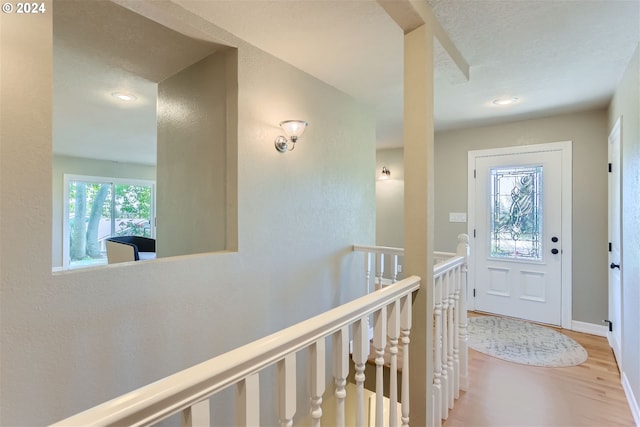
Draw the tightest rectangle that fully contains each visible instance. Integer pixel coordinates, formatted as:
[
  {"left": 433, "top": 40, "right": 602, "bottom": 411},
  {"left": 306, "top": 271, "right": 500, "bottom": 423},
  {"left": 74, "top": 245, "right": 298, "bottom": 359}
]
[{"left": 50, "top": 276, "right": 421, "bottom": 427}]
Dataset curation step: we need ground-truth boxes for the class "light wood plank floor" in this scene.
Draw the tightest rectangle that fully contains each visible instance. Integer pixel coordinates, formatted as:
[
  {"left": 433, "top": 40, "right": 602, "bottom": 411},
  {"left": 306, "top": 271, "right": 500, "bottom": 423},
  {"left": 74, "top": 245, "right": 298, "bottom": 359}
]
[{"left": 443, "top": 314, "right": 635, "bottom": 427}]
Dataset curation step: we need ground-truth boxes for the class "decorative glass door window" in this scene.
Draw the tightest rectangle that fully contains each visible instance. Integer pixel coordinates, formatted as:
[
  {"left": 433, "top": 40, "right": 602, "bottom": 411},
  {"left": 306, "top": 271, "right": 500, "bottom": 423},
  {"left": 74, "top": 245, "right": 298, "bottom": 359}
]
[{"left": 490, "top": 166, "right": 542, "bottom": 260}]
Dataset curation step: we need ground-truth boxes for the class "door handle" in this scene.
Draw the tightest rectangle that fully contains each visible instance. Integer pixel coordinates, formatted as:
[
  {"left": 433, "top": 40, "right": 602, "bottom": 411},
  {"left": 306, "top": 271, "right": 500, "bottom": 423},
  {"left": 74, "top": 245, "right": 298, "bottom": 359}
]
[
  {"left": 610, "top": 262, "right": 620, "bottom": 270},
  {"left": 551, "top": 248, "right": 559, "bottom": 255}
]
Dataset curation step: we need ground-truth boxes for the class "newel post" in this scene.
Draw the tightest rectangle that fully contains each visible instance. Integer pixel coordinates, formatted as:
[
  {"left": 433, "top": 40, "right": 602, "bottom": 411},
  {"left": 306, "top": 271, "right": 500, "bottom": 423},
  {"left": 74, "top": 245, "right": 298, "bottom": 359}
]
[{"left": 456, "top": 234, "right": 470, "bottom": 391}]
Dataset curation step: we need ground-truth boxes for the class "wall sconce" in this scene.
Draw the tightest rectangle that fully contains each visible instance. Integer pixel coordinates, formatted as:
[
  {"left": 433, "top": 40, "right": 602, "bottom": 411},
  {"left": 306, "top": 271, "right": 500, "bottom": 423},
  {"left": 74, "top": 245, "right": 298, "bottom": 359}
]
[
  {"left": 274, "top": 120, "right": 308, "bottom": 153},
  {"left": 378, "top": 166, "right": 391, "bottom": 180}
]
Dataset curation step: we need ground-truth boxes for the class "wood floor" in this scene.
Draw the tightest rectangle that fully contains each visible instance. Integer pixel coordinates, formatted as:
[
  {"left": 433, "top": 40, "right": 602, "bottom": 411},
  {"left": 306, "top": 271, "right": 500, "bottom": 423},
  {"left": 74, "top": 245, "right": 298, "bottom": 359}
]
[{"left": 443, "top": 316, "right": 635, "bottom": 427}]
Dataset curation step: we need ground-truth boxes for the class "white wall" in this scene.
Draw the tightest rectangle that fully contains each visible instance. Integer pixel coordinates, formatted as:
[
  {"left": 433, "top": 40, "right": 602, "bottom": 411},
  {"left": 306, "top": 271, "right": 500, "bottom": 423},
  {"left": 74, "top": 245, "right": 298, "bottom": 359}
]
[
  {"left": 608, "top": 43, "right": 640, "bottom": 424},
  {"left": 377, "top": 109, "right": 610, "bottom": 325},
  {"left": 52, "top": 155, "right": 157, "bottom": 268},
  {"left": 0, "top": 3, "right": 375, "bottom": 425}
]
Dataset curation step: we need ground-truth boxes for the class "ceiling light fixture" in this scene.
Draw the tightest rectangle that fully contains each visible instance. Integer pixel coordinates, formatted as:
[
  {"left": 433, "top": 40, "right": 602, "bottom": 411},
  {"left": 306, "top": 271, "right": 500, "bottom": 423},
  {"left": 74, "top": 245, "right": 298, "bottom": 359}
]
[
  {"left": 492, "top": 96, "right": 519, "bottom": 106},
  {"left": 112, "top": 92, "right": 138, "bottom": 102},
  {"left": 274, "top": 120, "right": 308, "bottom": 153}
]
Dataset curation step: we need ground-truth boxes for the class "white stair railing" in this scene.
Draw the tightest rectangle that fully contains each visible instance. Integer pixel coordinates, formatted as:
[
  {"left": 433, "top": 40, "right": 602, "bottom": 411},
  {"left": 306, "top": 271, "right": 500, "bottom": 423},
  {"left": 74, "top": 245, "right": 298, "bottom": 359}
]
[
  {"left": 352, "top": 245, "right": 404, "bottom": 293},
  {"left": 432, "top": 234, "right": 469, "bottom": 424},
  {"left": 353, "top": 234, "right": 470, "bottom": 426},
  {"left": 50, "top": 277, "right": 420, "bottom": 427}
]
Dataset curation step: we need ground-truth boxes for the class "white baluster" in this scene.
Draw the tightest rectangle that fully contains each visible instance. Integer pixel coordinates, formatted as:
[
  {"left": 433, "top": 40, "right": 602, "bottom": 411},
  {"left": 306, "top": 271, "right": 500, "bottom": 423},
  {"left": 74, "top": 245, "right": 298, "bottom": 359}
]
[
  {"left": 376, "top": 253, "right": 385, "bottom": 290},
  {"left": 373, "top": 308, "right": 387, "bottom": 427},
  {"left": 181, "top": 398, "right": 210, "bottom": 427},
  {"left": 365, "top": 252, "right": 373, "bottom": 295},
  {"left": 236, "top": 374, "right": 260, "bottom": 427},
  {"left": 332, "top": 327, "right": 349, "bottom": 427},
  {"left": 387, "top": 300, "right": 400, "bottom": 427},
  {"left": 447, "top": 269, "right": 455, "bottom": 409},
  {"left": 309, "top": 339, "right": 326, "bottom": 427},
  {"left": 277, "top": 354, "right": 296, "bottom": 427},
  {"left": 391, "top": 255, "right": 399, "bottom": 283},
  {"left": 440, "top": 272, "right": 449, "bottom": 420},
  {"left": 353, "top": 317, "right": 370, "bottom": 427},
  {"left": 433, "top": 275, "right": 442, "bottom": 424},
  {"left": 400, "top": 294, "right": 412, "bottom": 427},
  {"left": 457, "top": 234, "right": 470, "bottom": 391},
  {"left": 453, "top": 265, "right": 461, "bottom": 399}
]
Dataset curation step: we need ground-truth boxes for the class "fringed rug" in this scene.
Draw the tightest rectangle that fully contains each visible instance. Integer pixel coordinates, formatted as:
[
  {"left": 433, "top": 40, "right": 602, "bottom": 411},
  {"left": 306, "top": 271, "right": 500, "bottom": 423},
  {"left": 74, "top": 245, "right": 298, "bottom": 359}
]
[{"left": 468, "top": 315, "right": 588, "bottom": 367}]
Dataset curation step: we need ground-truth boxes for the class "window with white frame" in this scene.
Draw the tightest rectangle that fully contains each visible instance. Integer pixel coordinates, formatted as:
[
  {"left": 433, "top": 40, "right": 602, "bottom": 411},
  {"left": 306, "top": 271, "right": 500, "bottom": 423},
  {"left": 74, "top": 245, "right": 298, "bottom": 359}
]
[{"left": 63, "top": 174, "right": 155, "bottom": 270}]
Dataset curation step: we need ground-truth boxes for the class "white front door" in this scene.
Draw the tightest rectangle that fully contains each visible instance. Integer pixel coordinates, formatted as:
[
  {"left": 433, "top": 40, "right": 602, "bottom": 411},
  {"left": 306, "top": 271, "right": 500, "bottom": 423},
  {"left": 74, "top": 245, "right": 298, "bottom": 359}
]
[
  {"left": 469, "top": 142, "right": 572, "bottom": 327},
  {"left": 608, "top": 117, "right": 622, "bottom": 363}
]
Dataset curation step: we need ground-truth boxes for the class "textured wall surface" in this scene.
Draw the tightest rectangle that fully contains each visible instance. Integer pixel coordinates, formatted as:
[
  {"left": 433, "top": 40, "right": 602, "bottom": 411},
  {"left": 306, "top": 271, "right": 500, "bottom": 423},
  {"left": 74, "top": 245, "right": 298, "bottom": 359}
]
[
  {"left": 608, "top": 43, "right": 640, "bottom": 424},
  {"left": 0, "top": 2, "right": 375, "bottom": 425},
  {"left": 157, "top": 51, "right": 231, "bottom": 258}
]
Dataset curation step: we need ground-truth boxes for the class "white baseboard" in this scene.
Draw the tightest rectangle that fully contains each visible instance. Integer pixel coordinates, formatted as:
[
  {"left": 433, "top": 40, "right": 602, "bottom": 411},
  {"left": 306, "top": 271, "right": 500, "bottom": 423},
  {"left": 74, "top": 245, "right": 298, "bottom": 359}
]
[
  {"left": 571, "top": 320, "right": 608, "bottom": 337},
  {"left": 622, "top": 372, "right": 640, "bottom": 427}
]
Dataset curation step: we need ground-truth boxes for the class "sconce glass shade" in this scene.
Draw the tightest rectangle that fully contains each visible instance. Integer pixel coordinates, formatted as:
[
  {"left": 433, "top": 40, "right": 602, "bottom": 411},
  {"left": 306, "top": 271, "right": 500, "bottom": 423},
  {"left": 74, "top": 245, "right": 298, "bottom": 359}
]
[
  {"left": 379, "top": 166, "right": 391, "bottom": 180},
  {"left": 275, "top": 120, "right": 308, "bottom": 153},
  {"left": 279, "top": 120, "right": 308, "bottom": 141}
]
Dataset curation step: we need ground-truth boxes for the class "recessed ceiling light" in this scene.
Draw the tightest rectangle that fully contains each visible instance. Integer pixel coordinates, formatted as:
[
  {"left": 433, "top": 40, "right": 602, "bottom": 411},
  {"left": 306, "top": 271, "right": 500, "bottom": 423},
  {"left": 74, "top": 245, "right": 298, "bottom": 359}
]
[
  {"left": 111, "top": 92, "right": 137, "bottom": 102},
  {"left": 492, "top": 96, "right": 519, "bottom": 106}
]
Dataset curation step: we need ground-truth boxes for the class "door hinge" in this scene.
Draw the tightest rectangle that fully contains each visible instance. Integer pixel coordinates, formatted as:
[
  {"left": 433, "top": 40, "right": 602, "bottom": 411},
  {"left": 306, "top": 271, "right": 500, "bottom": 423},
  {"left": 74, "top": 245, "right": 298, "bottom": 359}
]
[
  {"left": 473, "top": 229, "right": 476, "bottom": 238},
  {"left": 603, "top": 319, "right": 613, "bottom": 332},
  {"left": 473, "top": 288, "right": 476, "bottom": 297},
  {"left": 609, "top": 242, "right": 612, "bottom": 252},
  {"left": 608, "top": 163, "right": 612, "bottom": 173},
  {"left": 474, "top": 169, "right": 477, "bottom": 178}
]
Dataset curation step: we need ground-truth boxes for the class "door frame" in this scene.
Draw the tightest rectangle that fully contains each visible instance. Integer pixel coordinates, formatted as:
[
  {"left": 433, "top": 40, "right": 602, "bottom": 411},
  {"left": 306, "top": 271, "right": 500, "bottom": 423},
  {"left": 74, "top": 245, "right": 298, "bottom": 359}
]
[
  {"left": 607, "top": 116, "right": 622, "bottom": 363},
  {"left": 467, "top": 141, "right": 573, "bottom": 329}
]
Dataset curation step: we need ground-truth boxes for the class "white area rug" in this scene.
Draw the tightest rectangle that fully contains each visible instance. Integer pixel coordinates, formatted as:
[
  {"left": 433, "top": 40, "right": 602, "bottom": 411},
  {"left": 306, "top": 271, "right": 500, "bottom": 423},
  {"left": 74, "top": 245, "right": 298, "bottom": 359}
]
[{"left": 468, "top": 316, "right": 588, "bottom": 367}]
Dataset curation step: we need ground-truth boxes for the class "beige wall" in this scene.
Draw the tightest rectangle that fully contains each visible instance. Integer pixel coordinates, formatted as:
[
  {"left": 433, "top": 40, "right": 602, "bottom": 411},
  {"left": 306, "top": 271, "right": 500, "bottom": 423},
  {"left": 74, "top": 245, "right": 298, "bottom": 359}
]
[
  {"left": 376, "top": 148, "right": 404, "bottom": 249},
  {"left": 608, "top": 43, "right": 640, "bottom": 422},
  {"left": 377, "top": 109, "right": 609, "bottom": 324},
  {"left": 0, "top": 3, "right": 375, "bottom": 425},
  {"left": 157, "top": 50, "right": 235, "bottom": 257},
  {"left": 51, "top": 155, "right": 156, "bottom": 267}
]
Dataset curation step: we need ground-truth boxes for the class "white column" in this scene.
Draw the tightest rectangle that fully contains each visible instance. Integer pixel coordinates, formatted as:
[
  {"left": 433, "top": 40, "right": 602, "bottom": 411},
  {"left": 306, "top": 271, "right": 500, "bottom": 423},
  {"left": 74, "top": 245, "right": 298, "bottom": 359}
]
[
  {"left": 277, "top": 354, "right": 296, "bottom": 427},
  {"left": 447, "top": 269, "right": 456, "bottom": 409},
  {"left": 440, "top": 271, "right": 449, "bottom": 419},
  {"left": 433, "top": 274, "right": 443, "bottom": 424},
  {"left": 376, "top": 253, "right": 385, "bottom": 290},
  {"left": 236, "top": 374, "right": 260, "bottom": 427},
  {"left": 353, "top": 317, "right": 370, "bottom": 427},
  {"left": 333, "top": 327, "right": 349, "bottom": 427},
  {"left": 181, "top": 399, "right": 210, "bottom": 427},
  {"left": 373, "top": 308, "right": 388, "bottom": 427},
  {"left": 365, "top": 252, "right": 373, "bottom": 295},
  {"left": 457, "top": 234, "right": 470, "bottom": 391},
  {"left": 392, "top": 255, "right": 399, "bottom": 283},
  {"left": 309, "top": 339, "right": 326, "bottom": 427},
  {"left": 453, "top": 265, "right": 461, "bottom": 399},
  {"left": 400, "top": 294, "right": 413, "bottom": 427},
  {"left": 387, "top": 300, "right": 400, "bottom": 427}
]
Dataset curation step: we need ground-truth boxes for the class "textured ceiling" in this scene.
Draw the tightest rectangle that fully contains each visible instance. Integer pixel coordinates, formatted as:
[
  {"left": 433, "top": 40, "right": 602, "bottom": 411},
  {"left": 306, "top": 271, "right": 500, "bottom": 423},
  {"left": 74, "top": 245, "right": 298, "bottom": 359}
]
[
  {"left": 53, "top": 0, "right": 640, "bottom": 164},
  {"left": 429, "top": 0, "right": 640, "bottom": 133},
  {"left": 175, "top": 0, "right": 639, "bottom": 149}
]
